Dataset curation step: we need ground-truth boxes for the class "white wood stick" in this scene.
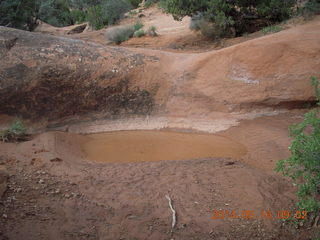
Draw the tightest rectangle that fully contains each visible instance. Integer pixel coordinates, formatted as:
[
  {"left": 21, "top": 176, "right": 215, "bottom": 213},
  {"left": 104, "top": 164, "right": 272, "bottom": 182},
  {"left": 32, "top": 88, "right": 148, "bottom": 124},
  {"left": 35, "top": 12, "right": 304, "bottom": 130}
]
[{"left": 165, "top": 195, "right": 176, "bottom": 229}]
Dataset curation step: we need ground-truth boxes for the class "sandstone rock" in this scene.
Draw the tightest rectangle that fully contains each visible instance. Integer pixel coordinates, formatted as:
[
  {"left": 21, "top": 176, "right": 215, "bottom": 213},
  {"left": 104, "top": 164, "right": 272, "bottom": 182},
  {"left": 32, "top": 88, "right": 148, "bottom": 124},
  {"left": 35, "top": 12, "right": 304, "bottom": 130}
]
[
  {"left": 0, "top": 21, "right": 319, "bottom": 123},
  {"left": 0, "top": 27, "right": 157, "bottom": 120}
]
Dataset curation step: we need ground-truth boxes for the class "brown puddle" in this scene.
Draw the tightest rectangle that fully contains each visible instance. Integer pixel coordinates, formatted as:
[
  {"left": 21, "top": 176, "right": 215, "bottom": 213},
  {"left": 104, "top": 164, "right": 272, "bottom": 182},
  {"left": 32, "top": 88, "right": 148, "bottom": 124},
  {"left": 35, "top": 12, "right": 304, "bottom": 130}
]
[{"left": 83, "top": 130, "right": 247, "bottom": 163}]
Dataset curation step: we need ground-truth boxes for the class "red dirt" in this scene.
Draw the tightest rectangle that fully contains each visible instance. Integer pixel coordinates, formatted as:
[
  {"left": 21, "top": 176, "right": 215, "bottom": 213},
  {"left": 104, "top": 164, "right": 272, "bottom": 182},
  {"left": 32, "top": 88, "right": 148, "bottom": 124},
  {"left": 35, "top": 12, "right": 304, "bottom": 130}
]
[
  {"left": 1, "top": 110, "right": 319, "bottom": 239},
  {"left": 1, "top": 6, "right": 320, "bottom": 240}
]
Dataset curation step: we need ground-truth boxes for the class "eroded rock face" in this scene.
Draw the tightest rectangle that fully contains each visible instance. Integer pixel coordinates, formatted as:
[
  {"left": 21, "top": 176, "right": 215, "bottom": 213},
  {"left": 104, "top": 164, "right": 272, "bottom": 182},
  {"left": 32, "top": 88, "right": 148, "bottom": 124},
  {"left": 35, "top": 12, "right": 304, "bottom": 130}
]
[
  {"left": 0, "top": 27, "right": 158, "bottom": 120},
  {"left": 0, "top": 21, "right": 320, "bottom": 124}
]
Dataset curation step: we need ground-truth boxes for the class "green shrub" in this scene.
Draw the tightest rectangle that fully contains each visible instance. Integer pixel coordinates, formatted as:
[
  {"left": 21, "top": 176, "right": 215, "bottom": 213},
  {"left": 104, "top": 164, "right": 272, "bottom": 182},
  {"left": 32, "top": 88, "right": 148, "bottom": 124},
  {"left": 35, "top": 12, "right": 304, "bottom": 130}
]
[
  {"left": 87, "top": 5, "right": 105, "bottom": 29},
  {"left": 133, "top": 21, "right": 144, "bottom": 31},
  {"left": 190, "top": 11, "right": 234, "bottom": 39},
  {"left": 88, "top": 0, "right": 133, "bottom": 30},
  {"left": 163, "top": 0, "right": 297, "bottom": 37},
  {"left": 0, "top": 0, "right": 39, "bottom": 31},
  {"left": 0, "top": 120, "right": 28, "bottom": 142},
  {"left": 145, "top": 0, "right": 159, "bottom": 8},
  {"left": 129, "top": 10, "right": 138, "bottom": 16},
  {"left": 298, "top": 0, "right": 320, "bottom": 19},
  {"left": 70, "top": 9, "right": 87, "bottom": 24},
  {"left": 276, "top": 76, "right": 320, "bottom": 214},
  {"left": 106, "top": 25, "right": 135, "bottom": 44},
  {"left": 38, "top": 0, "right": 74, "bottom": 27},
  {"left": 128, "top": 0, "right": 141, "bottom": 8},
  {"left": 101, "top": 0, "right": 133, "bottom": 25},
  {"left": 147, "top": 25, "right": 157, "bottom": 36},
  {"left": 133, "top": 29, "right": 145, "bottom": 37},
  {"left": 190, "top": 12, "right": 203, "bottom": 31},
  {"left": 261, "top": 25, "right": 283, "bottom": 35}
]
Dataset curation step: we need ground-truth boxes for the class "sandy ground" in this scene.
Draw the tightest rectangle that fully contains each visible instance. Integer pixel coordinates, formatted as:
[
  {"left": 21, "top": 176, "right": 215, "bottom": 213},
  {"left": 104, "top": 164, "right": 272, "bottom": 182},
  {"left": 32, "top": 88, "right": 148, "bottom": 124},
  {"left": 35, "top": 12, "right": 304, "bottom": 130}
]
[{"left": 1, "top": 110, "right": 319, "bottom": 240}]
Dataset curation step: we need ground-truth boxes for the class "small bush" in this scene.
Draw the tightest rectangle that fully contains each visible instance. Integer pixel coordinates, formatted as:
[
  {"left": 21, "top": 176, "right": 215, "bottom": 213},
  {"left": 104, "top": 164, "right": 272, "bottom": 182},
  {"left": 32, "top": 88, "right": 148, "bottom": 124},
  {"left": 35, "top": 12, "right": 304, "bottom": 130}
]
[
  {"left": 106, "top": 25, "right": 135, "bottom": 44},
  {"left": 261, "top": 25, "right": 283, "bottom": 35},
  {"left": 129, "top": 10, "right": 138, "bottom": 16},
  {"left": 101, "top": 0, "right": 133, "bottom": 25},
  {"left": 190, "top": 12, "right": 234, "bottom": 39},
  {"left": 133, "top": 21, "right": 144, "bottom": 31},
  {"left": 190, "top": 13, "right": 204, "bottom": 31},
  {"left": 147, "top": 25, "right": 157, "bottom": 36},
  {"left": 38, "top": 0, "right": 74, "bottom": 27},
  {"left": 298, "top": 0, "right": 320, "bottom": 19},
  {"left": 70, "top": 9, "right": 87, "bottom": 24},
  {"left": 0, "top": 120, "right": 28, "bottom": 142},
  {"left": 163, "top": 0, "right": 297, "bottom": 37},
  {"left": 145, "top": 0, "right": 159, "bottom": 8},
  {"left": 88, "top": 0, "right": 133, "bottom": 30},
  {"left": 276, "top": 76, "right": 320, "bottom": 215},
  {"left": 128, "top": 0, "right": 141, "bottom": 8},
  {"left": 87, "top": 5, "right": 105, "bottom": 30},
  {"left": 133, "top": 29, "right": 145, "bottom": 37}
]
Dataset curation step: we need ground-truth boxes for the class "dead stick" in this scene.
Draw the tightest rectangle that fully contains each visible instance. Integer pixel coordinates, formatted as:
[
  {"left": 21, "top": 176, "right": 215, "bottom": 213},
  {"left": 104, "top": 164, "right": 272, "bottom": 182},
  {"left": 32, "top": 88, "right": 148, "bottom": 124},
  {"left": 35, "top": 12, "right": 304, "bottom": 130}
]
[{"left": 165, "top": 195, "right": 176, "bottom": 229}]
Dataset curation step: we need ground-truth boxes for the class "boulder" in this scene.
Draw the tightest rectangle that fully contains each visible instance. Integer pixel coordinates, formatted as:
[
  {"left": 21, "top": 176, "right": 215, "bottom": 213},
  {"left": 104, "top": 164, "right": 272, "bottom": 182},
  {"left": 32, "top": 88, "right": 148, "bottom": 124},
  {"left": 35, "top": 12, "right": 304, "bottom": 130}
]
[{"left": 0, "top": 27, "right": 160, "bottom": 120}]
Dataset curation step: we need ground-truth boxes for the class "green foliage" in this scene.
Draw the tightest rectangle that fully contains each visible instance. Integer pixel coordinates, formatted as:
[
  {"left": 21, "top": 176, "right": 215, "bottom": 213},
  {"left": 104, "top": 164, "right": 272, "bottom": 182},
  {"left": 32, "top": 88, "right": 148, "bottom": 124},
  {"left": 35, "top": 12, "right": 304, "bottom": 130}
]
[
  {"left": 163, "top": 0, "right": 297, "bottom": 38},
  {"left": 261, "top": 25, "right": 283, "bottom": 35},
  {"left": 128, "top": 0, "right": 141, "bottom": 8},
  {"left": 38, "top": 0, "right": 73, "bottom": 27},
  {"left": 129, "top": 10, "right": 138, "bottom": 16},
  {"left": 0, "top": 120, "right": 27, "bottom": 142},
  {"left": 87, "top": 5, "right": 105, "bottom": 29},
  {"left": 0, "top": 0, "right": 133, "bottom": 31},
  {"left": 106, "top": 22, "right": 145, "bottom": 43},
  {"left": 88, "top": 0, "right": 133, "bottom": 29},
  {"left": 133, "top": 29, "right": 145, "bottom": 37},
  {"left": 70, "top": 9, "right": 87, "bottom": 24},
  {"left": 106, "top": 25, "right": 135, "bottom": 44},
  {"left": 145, "top": 0, "right": 159, "bottom": 8},
  {"left": 133, "top": 21, "right": 144, "bottom": 31},
  {"left": 298, "top": 0, "right": 320, "bottom": 19},
  {"left": 101, "top": 0, "right": 132, "bottom": 25},
  {"left": 0, "top": 0, "right": 39, "bottom": 31},
  {"left": 275, "top": 77, "right": 320, "bottom": 214},
  {"left": 146, "top": 25, "right": 157, "bottom": 36}
]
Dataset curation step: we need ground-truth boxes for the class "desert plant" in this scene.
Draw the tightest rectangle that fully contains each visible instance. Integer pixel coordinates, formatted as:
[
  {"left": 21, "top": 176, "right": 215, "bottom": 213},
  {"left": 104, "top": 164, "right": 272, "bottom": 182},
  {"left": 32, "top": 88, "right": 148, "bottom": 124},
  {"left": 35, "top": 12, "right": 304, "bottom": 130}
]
[
  {"left": 163, "top": 0, "right": 297, "bottom": 37},
  {"left": 87, "top": 0, "right": 133, "bottom": 29},
  {"left": 133, "top": 29, "right": 145, "bottom": 37},
  {"left": 190, "top": 12, "right": 204, "bottom": 31},
  {"left": 70, "top": 9, "right": 87, "bottom": 24},
  {"left": 0, "top": 0, "right": 40, "bottom": 30},
  {"left": 147, "top": 25, "right": 157, "bottom": 36},
  {"left": 128, "top": 10, "right": 138, "bottom": 16},
  {"left": 128, "top": 0, "right": 141, "bottom": 8},
  {"left": 133, "top": 21, "right": 144, "bottom": 31},
  {"left": 190, "top": 11, "right": 234, "bottom": 39},
  {"left": 37, "top": 0, "right": 74, "bottom": 27},
  {"left": 87, "top": 5, "right": 105, "bottom": 29},
  {"left": 101, "top": 0, "right": 133, "bottom": 25},
  {"left": 276, "top": 76, "right": 320, "bottom": 215},
  {"left": 298, "top": 0, "right": 320, "bottom": 19},
  {"left": 106, "top": 25, "right": 135, "bottom": 44},
  {"left": 145, "top": 0, "right": 159, "bottom": 8},
  {"left": 261, "top": 25, "right": 283, "bottom": 35},
  {"left": 0, "top": 119, "right": 28, "bottom": 142}
]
